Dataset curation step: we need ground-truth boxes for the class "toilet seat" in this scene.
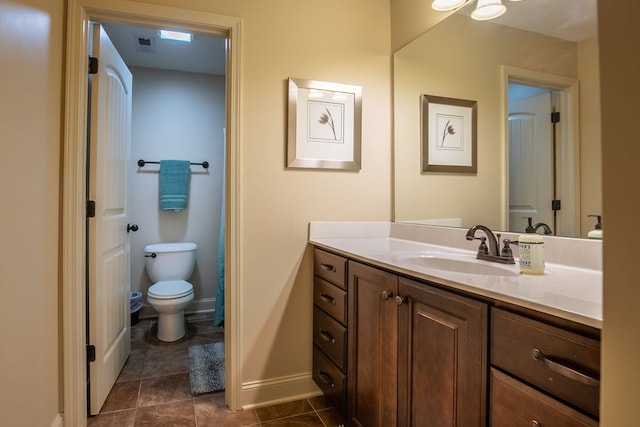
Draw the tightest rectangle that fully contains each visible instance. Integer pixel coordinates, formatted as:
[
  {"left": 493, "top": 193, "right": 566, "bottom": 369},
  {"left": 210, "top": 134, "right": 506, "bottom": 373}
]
[{"left": 148, "top": 280, "right": 193, "bottom": 300}]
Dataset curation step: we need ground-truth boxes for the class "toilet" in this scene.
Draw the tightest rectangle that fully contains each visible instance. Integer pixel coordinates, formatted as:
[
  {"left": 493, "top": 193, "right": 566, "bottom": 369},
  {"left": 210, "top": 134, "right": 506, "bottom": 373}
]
[{"left": 145, "top": 242, "right": 197, "bottom": 342}]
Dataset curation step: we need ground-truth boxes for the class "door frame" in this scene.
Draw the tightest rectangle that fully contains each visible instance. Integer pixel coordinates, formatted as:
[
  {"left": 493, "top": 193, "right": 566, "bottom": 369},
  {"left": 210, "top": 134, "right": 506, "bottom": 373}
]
[
  {"left": 501, "top": 66, "right": 580, "bottom": 237},
  {"left": 62, "top": 1, "right": 243, "bottom": 425}
]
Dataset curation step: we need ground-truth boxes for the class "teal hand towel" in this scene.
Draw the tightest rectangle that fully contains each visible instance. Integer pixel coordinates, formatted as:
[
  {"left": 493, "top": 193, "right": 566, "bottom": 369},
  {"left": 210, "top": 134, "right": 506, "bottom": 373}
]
[{"left": 159, "top": 160, "right": 190, "bottom": 211}]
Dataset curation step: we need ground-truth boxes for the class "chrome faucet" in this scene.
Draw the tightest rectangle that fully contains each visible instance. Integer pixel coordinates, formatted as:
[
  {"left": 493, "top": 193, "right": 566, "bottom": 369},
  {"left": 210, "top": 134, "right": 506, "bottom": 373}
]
[{"left": 465, "top": 225, "right": 516, "bottom": 264}]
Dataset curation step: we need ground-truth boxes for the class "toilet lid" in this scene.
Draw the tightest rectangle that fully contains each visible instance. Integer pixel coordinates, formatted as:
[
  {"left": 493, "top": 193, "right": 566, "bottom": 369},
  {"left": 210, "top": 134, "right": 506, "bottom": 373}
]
[{"left": 148, "top": 280, "right": 193, "bottom": 299}]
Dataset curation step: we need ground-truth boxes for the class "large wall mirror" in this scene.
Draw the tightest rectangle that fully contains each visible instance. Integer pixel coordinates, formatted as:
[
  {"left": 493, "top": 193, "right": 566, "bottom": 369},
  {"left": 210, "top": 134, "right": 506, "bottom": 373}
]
[{"left": 393, "top": 0, "right": 600, "bottom": 238}]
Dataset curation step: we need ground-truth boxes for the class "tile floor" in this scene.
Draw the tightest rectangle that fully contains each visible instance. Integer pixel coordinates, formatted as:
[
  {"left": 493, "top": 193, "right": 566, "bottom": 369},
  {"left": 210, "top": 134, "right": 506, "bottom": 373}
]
[{"left": 88, "top": 312, "right": 345, "bottom": 426}]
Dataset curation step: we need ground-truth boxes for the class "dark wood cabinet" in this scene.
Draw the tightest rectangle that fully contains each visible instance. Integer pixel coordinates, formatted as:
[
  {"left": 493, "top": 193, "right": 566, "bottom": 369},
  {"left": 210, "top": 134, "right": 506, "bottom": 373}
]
[
  {"left": 312, "top": 247, "right": 601, "bottom": 427},
  {"left": 397, "top": 277, "right": 488, "bottom": 427},
  {"left": 312, "top": 249, "right": 348, "bottom": 416},
  {"left": 490, "top": 308, "right": 600, "bottom": 425},
  {"left": 347, "top": 260, "right": 398, "bottom": 427},
  {"left": 490, "top": 368, "right": 597, "bottom": 427},
  {"left": 347, "top": 261, "right": 487, "bottom": 427}
]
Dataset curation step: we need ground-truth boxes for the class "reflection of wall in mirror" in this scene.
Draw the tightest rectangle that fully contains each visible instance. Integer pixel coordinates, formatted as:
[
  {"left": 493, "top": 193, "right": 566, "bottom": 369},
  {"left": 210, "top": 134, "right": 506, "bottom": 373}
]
[{"left": 394, "top": 13, "right": 600, "bottom": 236}]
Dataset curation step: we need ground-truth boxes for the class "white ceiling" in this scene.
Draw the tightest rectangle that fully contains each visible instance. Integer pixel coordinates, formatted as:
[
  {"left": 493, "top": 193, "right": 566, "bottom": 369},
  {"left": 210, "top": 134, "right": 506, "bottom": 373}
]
[
  {"left": 457, "top": 0, "right": 598, "bottom": 42},
  {"left": 102, "top": 22, "right": 226, "bottom": 75}
]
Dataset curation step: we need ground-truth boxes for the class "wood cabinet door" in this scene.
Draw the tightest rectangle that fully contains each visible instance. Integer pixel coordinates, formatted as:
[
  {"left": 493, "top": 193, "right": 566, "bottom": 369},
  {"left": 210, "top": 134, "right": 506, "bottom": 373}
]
[
  {"left": 397, "top": 278, "right": 488, "bottom": 427},
  {"left": 348, "top": 261, "right": 398, "bottom": 427}
]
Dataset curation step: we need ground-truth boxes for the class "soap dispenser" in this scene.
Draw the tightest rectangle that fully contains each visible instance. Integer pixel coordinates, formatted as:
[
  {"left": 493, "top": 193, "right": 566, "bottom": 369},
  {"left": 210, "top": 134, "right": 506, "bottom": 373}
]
[
  {"left": 587, "top": 215, "right": 603, "bottom": 239},
  {"left": 518, "top": 217, "right": 545, "bottom": 275}
]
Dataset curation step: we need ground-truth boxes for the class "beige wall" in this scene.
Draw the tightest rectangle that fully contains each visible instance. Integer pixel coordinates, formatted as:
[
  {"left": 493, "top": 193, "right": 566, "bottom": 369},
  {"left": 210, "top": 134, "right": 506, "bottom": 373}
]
[
  {"left": 108, "top": 0, "right": 394, "bottom": 406},
  {"left": 599, "top": 0, "right": 640, "bottom": 425},
  {"left": 577, "top": 35, "right": 602, "bottom": 237},
  {"left": 394, "top": 14, "right": 578, "bottom": 230},
  {"left": 0, "top": 0, "right": 63, "bottom": 425},
  {"left": 1, "top": 0, "right": 391, "bottom": 423},
  {"left": 5, "top": 0, "right": 636, "bottom": 424},
  {"left": 390, "top": 0, "right": 451, "bottom": 51}
]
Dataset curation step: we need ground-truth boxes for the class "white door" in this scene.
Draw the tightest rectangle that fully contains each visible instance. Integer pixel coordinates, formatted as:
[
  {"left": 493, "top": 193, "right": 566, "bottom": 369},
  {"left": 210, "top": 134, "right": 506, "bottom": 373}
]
[
  {"left": 87, "top": 23, "right": 133, "bottom": 415},
  {"left": 508, "top": 92, "right": 554, "bottom": 234}
]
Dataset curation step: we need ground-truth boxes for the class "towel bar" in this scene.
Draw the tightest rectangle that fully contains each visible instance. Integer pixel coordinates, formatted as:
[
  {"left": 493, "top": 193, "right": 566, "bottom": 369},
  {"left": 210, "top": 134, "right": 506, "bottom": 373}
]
[{"left": 137, "top": 159, "right": 209, "bottom": 169}]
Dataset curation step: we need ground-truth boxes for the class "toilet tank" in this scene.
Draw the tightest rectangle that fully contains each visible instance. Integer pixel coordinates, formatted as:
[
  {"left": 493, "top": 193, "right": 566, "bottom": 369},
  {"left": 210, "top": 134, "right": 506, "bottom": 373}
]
[{"left": 145, "top": 242, "right": 197, "bottom": 282}]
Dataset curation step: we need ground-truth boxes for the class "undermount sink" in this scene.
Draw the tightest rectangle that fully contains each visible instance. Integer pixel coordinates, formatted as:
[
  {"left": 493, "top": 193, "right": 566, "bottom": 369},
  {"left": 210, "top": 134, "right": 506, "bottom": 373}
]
[{"left": 391, "top": 252, "right": 520, "bottom": 277}]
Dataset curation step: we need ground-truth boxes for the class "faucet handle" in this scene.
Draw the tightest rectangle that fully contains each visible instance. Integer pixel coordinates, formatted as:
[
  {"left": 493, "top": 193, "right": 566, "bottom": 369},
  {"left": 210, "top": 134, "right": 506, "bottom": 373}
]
[
  {"left": 477, "top": 236, "right": 489, "bottom": 255},
  {"left": 501, "top": 239, "right": 517, "bottom": 258}
]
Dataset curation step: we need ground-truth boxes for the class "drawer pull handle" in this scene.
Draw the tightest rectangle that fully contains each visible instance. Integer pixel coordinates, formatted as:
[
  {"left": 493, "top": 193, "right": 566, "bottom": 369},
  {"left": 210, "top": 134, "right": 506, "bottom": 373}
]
[
  {"left": 320, "top": 263, "right": 336, "bottom": 272},
  {"left": 319, "top": 328, "right": 336, "bottom": 344},
  {"left": 318, "top": 371, "right": 336, "bottom": 388},
  {"left": 320, "top": 294, "right": 336, "bottom": 305},
  {"left": 530, "top": 348, "right": 600, "bottom": 387}
]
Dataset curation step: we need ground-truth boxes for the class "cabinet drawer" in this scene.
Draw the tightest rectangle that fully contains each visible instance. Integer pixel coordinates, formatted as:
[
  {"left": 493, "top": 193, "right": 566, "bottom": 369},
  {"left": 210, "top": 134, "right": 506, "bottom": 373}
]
[
  {"left": 314, "top": 277, "right": 347, "bottom": 325},
  {"left": 313, "top": 345, "right": 346, "bottom": 413},
  {"left": 490, "top": 368, "right": 597, "bottom": 427},
  {"left": 313, "top": 307, "right": 347, "bottom": 370},
  {"left": 491, "top": 308, "right": 600, "bottom": 417},
  {"left": 314, "top": 249, "right": 347, "bottom": 290}
]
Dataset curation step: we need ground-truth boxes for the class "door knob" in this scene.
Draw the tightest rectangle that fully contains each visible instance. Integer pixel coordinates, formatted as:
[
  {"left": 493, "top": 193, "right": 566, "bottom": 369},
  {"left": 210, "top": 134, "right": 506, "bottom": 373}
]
[{"left": 127, "top": 223, "right": 139, "bottom": 233}]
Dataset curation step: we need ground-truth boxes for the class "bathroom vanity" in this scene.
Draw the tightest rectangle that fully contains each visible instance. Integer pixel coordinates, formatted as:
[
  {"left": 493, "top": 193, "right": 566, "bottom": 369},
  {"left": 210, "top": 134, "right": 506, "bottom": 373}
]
[{"left": 309, "top": 222, "right": 601, "bottom": 426}]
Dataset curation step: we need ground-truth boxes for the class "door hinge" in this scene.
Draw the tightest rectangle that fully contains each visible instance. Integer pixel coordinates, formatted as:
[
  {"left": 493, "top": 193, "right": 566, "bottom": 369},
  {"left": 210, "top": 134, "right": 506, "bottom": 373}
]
[
  {"left": 87, "top": 200, "right": 96, "bottom": 218},
  {"left": 88, "top": 56, "right": 98, "bottom": 75},
  {"left": 87, "top": 345, "right": 96, "bottom": 363},
  {"left": 551, "top": 111, "right": 560, "bottom": 123},
  {"left": 552, "top": 199, "right": 562, "bottom": 211}
]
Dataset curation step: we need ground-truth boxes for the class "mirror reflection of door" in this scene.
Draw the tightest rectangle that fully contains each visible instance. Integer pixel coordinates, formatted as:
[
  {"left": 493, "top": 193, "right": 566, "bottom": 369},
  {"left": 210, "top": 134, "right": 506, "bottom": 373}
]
[{"left": 508, "top": 84, "right": 557, "bottom": 234}]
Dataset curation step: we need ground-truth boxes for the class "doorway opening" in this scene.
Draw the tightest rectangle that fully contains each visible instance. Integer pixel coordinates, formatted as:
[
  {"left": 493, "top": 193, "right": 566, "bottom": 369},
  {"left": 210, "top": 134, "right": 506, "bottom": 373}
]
[
  {"left": 62, "top": 2, "right": 242, "bottom": 425},
  {"left": 503, "top": 66, "right": 580, "bottom": 238},
  {"left": 85, "top": 21, "right": 227, "bottom": 416}
]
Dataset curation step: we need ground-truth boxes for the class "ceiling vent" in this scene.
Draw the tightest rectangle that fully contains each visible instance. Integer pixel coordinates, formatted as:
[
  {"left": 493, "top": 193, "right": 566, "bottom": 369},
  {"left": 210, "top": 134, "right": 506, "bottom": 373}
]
[{"left": 135, "top": 36, "right": 156, "bottom": 54}]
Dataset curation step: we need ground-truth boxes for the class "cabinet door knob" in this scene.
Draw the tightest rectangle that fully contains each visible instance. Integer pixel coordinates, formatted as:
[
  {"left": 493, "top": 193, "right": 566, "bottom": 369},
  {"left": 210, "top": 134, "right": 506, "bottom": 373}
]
[
  {"left": 382, "top": 290, "right": 393, "bottom": 300},
  {"left": 531, "top": 421, "right": 541, "bottom": 427},
  {"left": 395, "top": 296, "right": 406, "bottom": 306}
]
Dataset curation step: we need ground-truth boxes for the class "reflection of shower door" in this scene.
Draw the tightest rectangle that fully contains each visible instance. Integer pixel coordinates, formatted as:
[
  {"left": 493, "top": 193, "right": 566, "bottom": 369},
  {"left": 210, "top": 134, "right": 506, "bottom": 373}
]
[
  {"left": 508, "top": 92, "right": 554, "bottom": 234},
  {"left": 87, "top": 23, "right": 133, "bottom": 414}
]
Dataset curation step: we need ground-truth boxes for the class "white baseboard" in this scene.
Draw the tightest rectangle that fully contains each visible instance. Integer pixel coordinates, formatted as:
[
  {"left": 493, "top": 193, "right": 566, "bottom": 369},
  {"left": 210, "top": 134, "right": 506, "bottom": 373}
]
[
  {"left": 239, "top": 372, "right": 322, "bottom": 410},
  {"left": 51, "top": 414, "right": 64, "bottom": 427}
]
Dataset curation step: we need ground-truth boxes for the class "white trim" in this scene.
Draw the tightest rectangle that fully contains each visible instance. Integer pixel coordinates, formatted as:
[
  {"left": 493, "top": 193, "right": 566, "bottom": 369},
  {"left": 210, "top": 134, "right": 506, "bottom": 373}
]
[
  {"left": 501, "top": 66, "right": 580, "bottom": 237},
  {"left": 240, "top": 373, "right": 321, "bottom": 410},
  {"left": 63, "top": 1, "right": 243, "bottom": 425}
]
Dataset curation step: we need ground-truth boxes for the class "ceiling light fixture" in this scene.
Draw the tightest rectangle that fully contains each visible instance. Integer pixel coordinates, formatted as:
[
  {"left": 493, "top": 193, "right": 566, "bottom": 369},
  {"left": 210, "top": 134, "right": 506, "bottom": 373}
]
[
  {"left": 431, "top": 0, "right": 467, "bottom": 11},
  {"left": 431, "top": 0, "right": 519, "bottom": 20},
  {"left": 471, "top": 0, "right": 507, "bottom": 20},
  {"left": 159, "top": 30, "right": 193, "bottom": 42}
]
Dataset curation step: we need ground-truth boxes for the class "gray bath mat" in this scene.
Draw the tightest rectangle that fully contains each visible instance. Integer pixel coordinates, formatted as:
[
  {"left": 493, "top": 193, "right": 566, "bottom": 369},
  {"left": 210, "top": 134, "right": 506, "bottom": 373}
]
[{"left": 188, "top": 341, "right": 225, "bottom": 395}]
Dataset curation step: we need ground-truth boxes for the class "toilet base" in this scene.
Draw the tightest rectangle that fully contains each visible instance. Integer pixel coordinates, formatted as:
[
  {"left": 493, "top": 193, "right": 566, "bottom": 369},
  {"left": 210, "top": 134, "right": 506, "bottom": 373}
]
[{"left": 156, "top": 311, "right": 186, "bottom": 342}]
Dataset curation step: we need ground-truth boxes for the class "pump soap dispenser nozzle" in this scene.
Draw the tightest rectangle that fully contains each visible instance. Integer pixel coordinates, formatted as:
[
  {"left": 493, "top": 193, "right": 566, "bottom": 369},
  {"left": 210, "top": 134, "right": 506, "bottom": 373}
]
[
  {"left": 524, "top": 217, "right": 536, "bottom": 233},
  {"left": 587, "top": 215, "right": 603, "bottom": 239}
]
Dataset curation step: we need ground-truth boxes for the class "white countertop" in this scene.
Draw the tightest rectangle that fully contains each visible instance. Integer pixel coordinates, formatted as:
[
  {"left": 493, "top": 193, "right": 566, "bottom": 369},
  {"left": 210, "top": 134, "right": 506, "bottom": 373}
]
[{"left": 309, "top": 222, "right": 602, "bottom": 329}]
